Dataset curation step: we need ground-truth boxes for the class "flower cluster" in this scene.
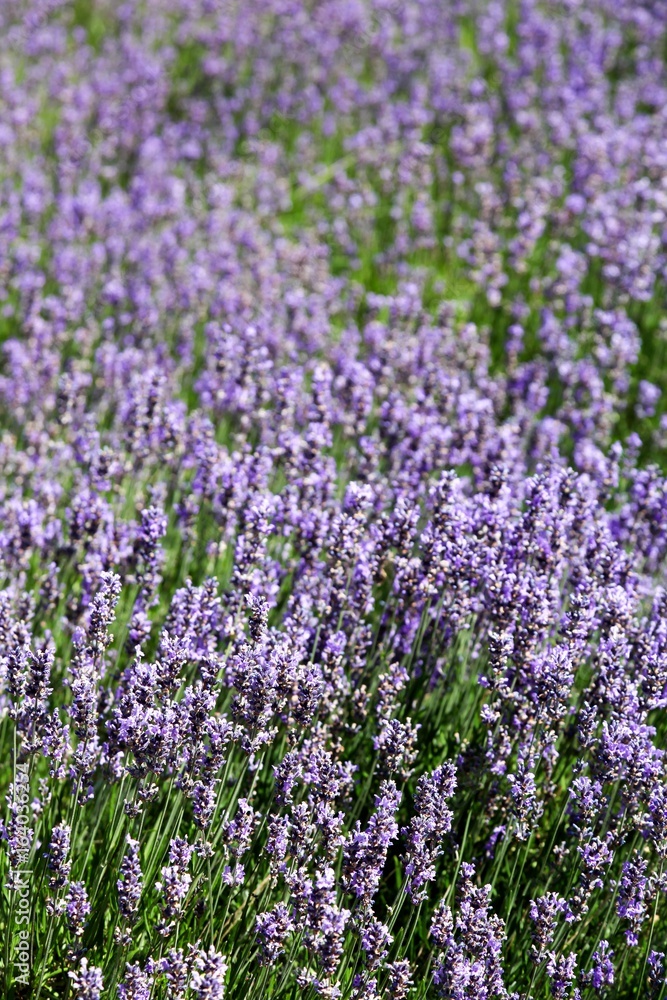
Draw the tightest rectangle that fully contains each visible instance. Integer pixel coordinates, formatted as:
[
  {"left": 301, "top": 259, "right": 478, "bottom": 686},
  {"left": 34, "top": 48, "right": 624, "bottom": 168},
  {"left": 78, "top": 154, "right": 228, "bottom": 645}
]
[{"left": 1, "top": 0, "right": 667, "bottom": 998}]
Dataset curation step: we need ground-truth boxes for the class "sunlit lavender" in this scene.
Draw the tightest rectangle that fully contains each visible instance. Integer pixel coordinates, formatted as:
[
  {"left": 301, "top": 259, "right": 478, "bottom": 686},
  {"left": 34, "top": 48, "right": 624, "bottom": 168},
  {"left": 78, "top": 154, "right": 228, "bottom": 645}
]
[{"left": 1, "top": 1, "right": 667, "bottom": 997}]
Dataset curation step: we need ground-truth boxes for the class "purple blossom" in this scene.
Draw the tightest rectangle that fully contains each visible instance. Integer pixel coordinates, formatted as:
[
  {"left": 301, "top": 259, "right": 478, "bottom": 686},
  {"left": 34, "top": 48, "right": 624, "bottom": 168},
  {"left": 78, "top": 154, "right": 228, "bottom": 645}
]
[
  {"left": 69, "top": 958, "right": 104, "bottom": 1000},
  {"left": 46, "top": 821, "right": 71, "bottom": 888},
  {"left": 189, "top": 946, "right": 228, "bottom": 999},
  {"left": 616, "top": 855, "right": 650, "bottom": 946},
  {"left": 402, "top": 762, "right": 457, "bottom": 903},
  {"left": 66, "top": 881, "right": 91, "bottom": 938},
  {"left": 118, "top": 963, "right": 153, "bottom": 1000},
  {"left": 117, "top": 835, "right": 143, "bottom": 925},
  {"left": 255, "top": 902, "right": 294, "bottom": 964},
  {"left": 155, "top": 837, "right": 194, "bottom": 934},
  {"left": 546, "top": 952, "right": 578, "bottom": 1000},
  {"left": 432, "top": 863, "right": 507, "bottom": 999},
  {"left": 586, "top": 941, "right": 614, "bottom": 990},
  {"left": 343, "top": 781, "right": 401, "bottom": 905}
]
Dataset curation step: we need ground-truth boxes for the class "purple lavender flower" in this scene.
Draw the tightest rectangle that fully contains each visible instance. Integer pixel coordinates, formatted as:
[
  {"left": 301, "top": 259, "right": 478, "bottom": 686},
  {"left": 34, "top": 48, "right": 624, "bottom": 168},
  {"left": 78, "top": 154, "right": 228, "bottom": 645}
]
[
  {"left": 46, "top": 821, "right": 71, "bottom": 888},
  {"left": 402, "top": 762, "right": 457, "bottom": 903},
  {"left": 66, "top": 881, "right": 91, "bottom": 938},
  {"left": 155, "top": 837, "right": 194, "bottom": 935},
  {"left": 158, "top": 949, "right": 189, "bottom": 1000},
  {"left": 385, "top": 960, "right": 413, "bottom": 1000},
  {"left": 69, "top": 958, "right": 104, "bottom": 1000},
  {"left": 245, "top": 593, "right": 269, "bottom": 643},
  {"left": 616, "top": 855, "right": 650, "bottom": 946},
  {"left": 117, "top": 835, "right": 143, "bottom": 925},
  {"left": 359, "top": 916, "right": 392, "bottom": 971},
  {"left": 189, "top": 946, "right": 228, "bottom": 999},
  {"left": 343, "top": 781, "right": 401, "bottom": 906},
  {"left": 373, "top": 718, "right": 420, "bottom": 780},
  {"left": 118, "top": 963, "right": 153, "bottom": 1000},
  {"left": 648, "top": 951, "right": 665, "bottom": 996},
  {"left": 586, "top": 941, "right": 614, "bottom": 990},
  {"left": 529, "top": 893, "right": 566, "bottom": 961},
  {"left": 432, "top": 863, "right": 507, "bottom": 999},
  {"left": 224, "top": 798, "right": 257, "bottom": 857},
  {"left": 546, "top": 952, "right": 578, "bottom": 1000},
  {"left": 255, "top": 902, "right": 294, "bottom": 964}
]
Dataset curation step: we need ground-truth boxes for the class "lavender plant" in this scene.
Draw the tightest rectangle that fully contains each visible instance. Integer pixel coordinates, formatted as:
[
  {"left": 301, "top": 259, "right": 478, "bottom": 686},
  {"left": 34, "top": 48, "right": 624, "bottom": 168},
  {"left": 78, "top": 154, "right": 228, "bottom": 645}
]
[{"left": 1, "top": 0, "right": 667, "bottom": 997}]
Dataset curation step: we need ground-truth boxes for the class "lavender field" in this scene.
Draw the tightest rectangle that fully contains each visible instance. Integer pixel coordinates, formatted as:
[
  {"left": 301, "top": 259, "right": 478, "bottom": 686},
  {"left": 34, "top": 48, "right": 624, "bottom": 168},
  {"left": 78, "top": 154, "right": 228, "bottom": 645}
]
[{"left": 2, "top": 0, "right": 667, "bottom": 997}]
